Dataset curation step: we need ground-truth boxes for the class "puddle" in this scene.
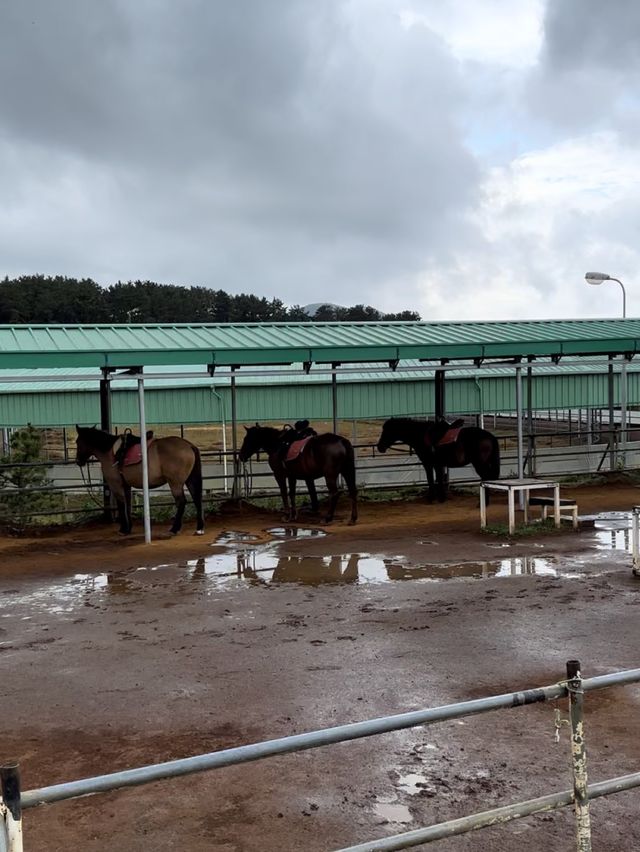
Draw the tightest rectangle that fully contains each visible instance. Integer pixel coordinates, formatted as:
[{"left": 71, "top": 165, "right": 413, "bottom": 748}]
[
  {"left": 373, "top": 800, "right": 413, "bottom": 825},
  {"left": 0, "top": 548, "right": 587, "bottom": 618},
  {"left": 266, "top": 527, "right": 327, "bottom": 538},
  {"left": 187, "top": 552, "right": 575, "bottom": 585},
  {"left": 214, "top": 531, "right": 262, "bottom": 545},
  {"left": 584, "top": 511, "right": 635, "bottom": 552},
  {"left": 397, "top": 772, "right": 431, "bottom": 796}
]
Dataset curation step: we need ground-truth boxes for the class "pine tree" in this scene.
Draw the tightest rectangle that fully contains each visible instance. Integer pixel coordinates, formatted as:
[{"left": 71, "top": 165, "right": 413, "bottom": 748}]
[{"left": 0, "top": 425, "right": 55, "bottom": 532}]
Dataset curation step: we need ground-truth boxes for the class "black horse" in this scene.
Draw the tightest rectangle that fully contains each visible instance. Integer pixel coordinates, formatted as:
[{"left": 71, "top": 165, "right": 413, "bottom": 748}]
[
  {"left": 376, "top": 417, "right": 500, "bottom": 502},
  {"left": 238, "top": 424, "right": 358, "bottom": 524}
]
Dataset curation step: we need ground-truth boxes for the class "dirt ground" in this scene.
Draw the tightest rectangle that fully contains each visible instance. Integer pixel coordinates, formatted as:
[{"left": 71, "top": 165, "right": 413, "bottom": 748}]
[{"left": 2, "top": 482, "right": 640, "bottom": 851}]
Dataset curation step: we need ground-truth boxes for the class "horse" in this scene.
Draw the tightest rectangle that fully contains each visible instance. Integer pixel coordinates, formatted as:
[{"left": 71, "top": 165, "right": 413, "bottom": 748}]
[
  {"left": 238, "top": 424, "right": 358, "bottom": 525},
  {"left": 376, "top": 417, "right": 500, "bottom": 503},
  {"left": 75, "top": 426, "right": 205, "bottom": 536}
]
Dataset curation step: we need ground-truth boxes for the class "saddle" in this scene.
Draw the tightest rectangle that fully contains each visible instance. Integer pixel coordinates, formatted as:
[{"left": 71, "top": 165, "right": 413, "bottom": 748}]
[
  {"left": 424, "top": 419, "right": 464, "bottom": 449},
  {"left": 285, "top": 436, "right": 313, "bottom": 463},
  {"left": 113, "top": 431, "right": 154, "bottom": 467}
]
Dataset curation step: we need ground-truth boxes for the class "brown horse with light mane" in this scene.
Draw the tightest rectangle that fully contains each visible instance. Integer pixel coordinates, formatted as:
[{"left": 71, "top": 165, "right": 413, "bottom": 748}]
[{"left": 75, "top": 426, "right": 204, "bottom": 535}]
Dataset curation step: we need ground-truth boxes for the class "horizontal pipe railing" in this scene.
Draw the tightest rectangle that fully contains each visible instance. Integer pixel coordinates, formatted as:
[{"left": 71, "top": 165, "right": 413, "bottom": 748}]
[
  {"left": 20, "top": 668, "right": 640, "bottom": 809},
  {"left": 333, "top": 770, "right": 640, "bottom": 852}
]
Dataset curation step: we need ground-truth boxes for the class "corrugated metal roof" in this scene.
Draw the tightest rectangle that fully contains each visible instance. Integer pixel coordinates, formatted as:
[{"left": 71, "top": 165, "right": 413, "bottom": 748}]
[
  {"left": 0, "top": 357, "right": 637, "bottom": 393},
  {"left": 1, "top": 318, "right": 640, "bottom": 368}
]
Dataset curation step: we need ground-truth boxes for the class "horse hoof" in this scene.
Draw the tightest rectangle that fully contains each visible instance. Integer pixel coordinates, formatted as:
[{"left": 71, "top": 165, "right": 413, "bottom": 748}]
[
  {"left": 347, "top": 519, "right": 357, "bottom": 526},
  {"left": 195, "top": 529, "right": 205, "bottom": 536}
]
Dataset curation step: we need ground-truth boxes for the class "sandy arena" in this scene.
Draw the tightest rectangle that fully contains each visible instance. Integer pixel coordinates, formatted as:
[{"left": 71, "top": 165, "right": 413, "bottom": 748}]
[{"left": 2, "top": 482, "right": 640, "bottom": 851}]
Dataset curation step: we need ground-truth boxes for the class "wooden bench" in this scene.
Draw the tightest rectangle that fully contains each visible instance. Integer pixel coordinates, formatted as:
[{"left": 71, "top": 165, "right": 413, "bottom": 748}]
[{"left": 529, "top": 496, "right": 579, "bottom": 529}]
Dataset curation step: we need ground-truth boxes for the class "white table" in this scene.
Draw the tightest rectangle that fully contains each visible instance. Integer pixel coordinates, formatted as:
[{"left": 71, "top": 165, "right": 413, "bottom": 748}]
[{"left": 480, "top": 478, "right": 561, "bottom": 535}]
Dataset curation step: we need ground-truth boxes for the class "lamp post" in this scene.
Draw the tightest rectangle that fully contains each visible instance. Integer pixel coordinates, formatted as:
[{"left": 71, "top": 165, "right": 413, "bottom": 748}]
[
  {"left": 585, "top": 271, "right": 626, "bottom": 318},
  {"left": 585, "top": 271, "right": 627, "bottom": 454}
]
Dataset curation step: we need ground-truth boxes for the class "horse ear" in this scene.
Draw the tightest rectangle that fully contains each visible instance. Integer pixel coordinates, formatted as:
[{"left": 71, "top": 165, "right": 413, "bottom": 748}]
[
  {"left": 75, "top": 424, "right": 80, "bottom": 433},
  {"left": 255, "top": 422, "right": 260, "bottom": 427}
]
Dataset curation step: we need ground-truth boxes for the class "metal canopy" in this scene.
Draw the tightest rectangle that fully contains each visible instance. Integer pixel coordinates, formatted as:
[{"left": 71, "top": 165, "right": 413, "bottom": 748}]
[{"left": 1, "top": 318, "right": 640, "bottom": 369}]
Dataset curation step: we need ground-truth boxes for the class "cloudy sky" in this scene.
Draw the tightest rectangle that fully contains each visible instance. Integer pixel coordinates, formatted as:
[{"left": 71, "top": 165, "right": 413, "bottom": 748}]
[{"left": 1, "top": 0, "right": 639, "bottom": 321}]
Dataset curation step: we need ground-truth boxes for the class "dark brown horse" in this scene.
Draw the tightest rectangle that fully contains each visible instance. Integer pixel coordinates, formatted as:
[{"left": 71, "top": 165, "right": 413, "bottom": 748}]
[
  {"left": 75, "top": 426, "right": 204, "bottom": 535},
  {"left": 376, "top": 417, "right": 500, "bottom": 502},
  {"left": 238, "top": 425, "right": 358, "bottom": 524}
]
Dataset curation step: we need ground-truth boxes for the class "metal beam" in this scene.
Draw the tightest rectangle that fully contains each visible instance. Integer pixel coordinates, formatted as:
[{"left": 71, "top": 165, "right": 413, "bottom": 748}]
[{"left": 137, "top": 375, "right": 151, "bottom": 544}]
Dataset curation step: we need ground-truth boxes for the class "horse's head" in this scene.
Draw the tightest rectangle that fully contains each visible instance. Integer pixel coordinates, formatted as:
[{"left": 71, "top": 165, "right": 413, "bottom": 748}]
[
  {"left": 238, "top": 424, "right": 267, "bottom": 463},
  {"left": 75, "top": 425, "right": 113, "bottom": 466},
  {"left": 376, "top": 419, "right": 401, "bottom": 453}
]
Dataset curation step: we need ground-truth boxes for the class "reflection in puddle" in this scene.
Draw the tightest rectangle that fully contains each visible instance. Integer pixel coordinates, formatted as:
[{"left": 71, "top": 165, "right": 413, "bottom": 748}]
[
  {"left": 0, "top": 547, "right": 586, "bottom": 616},
  {"left": 214, "top": 530, "right": 262, "bottom": 545},
  {"left": 373, "top": 800, "right": 413, "bottom": 825},
  {"left": 587, "top": 511, "right": 634, "bottom": 552},
  {"left": 266, "top": 527, "right": 327, "bottom": 539},
  {"left": 397, "top": 772, "right": 431, "bottom": 796},
  {"left": 189, "top": 551, "right": 571, "bottom": 585}
]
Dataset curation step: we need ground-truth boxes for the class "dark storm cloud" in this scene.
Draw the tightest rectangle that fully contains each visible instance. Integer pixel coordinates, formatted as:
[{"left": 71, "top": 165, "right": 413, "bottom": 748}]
[
  {"left": 527, "top": 0, "right": 640, "bottom": 130},
  {"left": 0, "top": 0, "right": 480, "bottom": 305}
]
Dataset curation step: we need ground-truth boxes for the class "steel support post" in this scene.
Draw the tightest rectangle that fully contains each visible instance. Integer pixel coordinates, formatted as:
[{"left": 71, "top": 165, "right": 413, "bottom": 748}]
[
  {"left": 515, "top": 365, "right": 524, "bottom": 509},
  {"left": 99, "top": 369, "right": 113, "bottom": 521},
  {"left": 230, "top": 367, "right": 240, "bottom": 499},
  {"left": 332, "top": 364, "right": 338, "bottom": 435},
  {"left": 1, "top": 764, "right": 23, "bottom": 852},
  {"left": 632, "top": 507, "right": 640, "bottom": 576},
  {"left": 608, "top": 357, "right": 615, "bottom": 471},
  {"left": 566, "top": 660, "right": 592, "bottom": 852},
  {"left": 137, "top": 375, "right": 152, "bottom": 544},
  {"left": 434, "top": 368, "right": 445, "bottom": 421},
  {"left": 526, "top": 359, "right": 534, "bottom": 476}
]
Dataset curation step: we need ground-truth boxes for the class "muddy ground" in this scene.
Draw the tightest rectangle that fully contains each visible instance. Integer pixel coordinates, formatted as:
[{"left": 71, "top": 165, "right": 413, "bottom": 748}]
[{"left": 2, "top": 482, "right": 640, "bottom": 851}]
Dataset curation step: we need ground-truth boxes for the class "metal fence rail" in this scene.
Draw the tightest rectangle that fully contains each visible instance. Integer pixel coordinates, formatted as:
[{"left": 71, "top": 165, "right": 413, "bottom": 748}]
[{"left": 2, "top": 662, "right": 640, "bottom": 850}]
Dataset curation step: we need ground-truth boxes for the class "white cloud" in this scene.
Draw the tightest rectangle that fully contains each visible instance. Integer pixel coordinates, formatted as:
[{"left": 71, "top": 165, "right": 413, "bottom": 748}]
[
  {"left": 401, "top": 0, "right": 544, "bottom": 68},
  {"left": 413, "top": 133, "right": 640, "bottom": 320}
]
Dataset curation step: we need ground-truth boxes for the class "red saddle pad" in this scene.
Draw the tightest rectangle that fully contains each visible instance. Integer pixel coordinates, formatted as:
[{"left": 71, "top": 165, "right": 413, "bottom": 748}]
[{"left": 285, "top": 436, "right": 312, "bottom": 462}]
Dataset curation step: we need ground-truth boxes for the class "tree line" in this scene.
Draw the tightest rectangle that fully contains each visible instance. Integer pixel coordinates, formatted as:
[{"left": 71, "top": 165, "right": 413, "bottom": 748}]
[{"left": 0, "top": 275, "right": 420, "bottom": 324}]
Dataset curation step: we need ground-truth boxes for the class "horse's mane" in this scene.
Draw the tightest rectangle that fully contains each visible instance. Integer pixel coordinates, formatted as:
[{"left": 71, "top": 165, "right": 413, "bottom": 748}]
[{"left": 78, "top": 427, "right": 118, "bottom": 453}]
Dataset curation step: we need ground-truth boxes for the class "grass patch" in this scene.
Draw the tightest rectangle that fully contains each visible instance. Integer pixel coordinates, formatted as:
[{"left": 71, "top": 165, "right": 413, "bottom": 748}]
[{"left": 481, "top": 518, "right": 560, "bottom": 538}]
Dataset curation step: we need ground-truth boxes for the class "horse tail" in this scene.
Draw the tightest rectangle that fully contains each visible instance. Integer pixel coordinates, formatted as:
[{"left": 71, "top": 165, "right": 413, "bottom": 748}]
[
  {"left": 486, "top": 433, "right": 500, "bottom": 480},
  {"left": 340, "top": 437, "right": 358, "bottom": 524},
  {"left": 185, "top": 443, "right": 205, "bottom": 533}
]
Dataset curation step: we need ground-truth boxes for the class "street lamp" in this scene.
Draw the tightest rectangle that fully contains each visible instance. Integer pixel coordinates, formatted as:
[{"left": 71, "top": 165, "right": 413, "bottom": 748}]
[
  {"left": 585, "top": 271, "right": 628, "bottom": 458},
  {"left": 585, "top": 271, "right": 626, "bottom": 318}
]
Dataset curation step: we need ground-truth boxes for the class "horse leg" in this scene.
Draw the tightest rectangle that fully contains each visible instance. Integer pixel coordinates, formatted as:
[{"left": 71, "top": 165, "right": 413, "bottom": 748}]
[
  {"left": 288, "top": 476, "right": 298, "bottom": 521},
  {"left": 420, "top": 455, "right": 437, "bottom": 502},
  {"left": 116, "top": 493, "right": 130, "bottom": 535},
  {"left": 305, "top": 479, "right": 319, "bottom": 514},
  {"left": 323, "top": 475, "right": 340, "bottom": 524},
  {"left": 185, "top": 466, "right": 205, "bottom": 535},
  {"left": 275, "top": 473, "right": 291, "bottom": 520},
  {"left": 169, "top": 482, "right": 187, "bottom": 535},
  {"left": 435, "top": 461, "right": 447, "bottom": 502}
]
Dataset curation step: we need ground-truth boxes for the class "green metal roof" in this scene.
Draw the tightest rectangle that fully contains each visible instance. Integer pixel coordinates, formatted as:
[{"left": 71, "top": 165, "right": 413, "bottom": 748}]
[{"left": 1, "top": 318, "right": 640, "bottom": 369}]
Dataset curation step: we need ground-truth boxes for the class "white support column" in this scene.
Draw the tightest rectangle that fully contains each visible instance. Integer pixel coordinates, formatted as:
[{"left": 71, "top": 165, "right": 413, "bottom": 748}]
[
  {"left": 553, "top": 483, "right": 561, "bottom": 529},
  {"left": 507, "top": 489, "right": 515, "bottom": 535},
  {"left": 137, "top": 374, "right": 152, "bottom": 544},
  {"left": 632, "top": 506, "right": 640, "bottom": 576},
  {"left": 479, "top": 484, "right": 487, "bottom": 528},
  {"left": 515, "top": 365, "right": 524, "bottom": 511}
]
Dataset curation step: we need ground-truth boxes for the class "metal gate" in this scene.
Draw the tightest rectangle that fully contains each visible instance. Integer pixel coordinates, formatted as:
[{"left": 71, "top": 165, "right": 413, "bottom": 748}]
[{"left": 2, "top": 660, "right": 640, "bottom": 851}]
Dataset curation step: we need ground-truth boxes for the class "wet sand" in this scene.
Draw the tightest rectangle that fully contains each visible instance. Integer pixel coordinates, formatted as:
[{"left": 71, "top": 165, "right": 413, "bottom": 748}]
[{"left": 2, "top": 483, "right": 640, "bottom": 851}]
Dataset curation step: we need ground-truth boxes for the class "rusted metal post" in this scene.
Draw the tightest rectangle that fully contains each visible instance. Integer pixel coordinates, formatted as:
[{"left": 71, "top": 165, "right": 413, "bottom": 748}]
[
  {"left": 566, "top": 660, "right": 592, "bottom": 852},
  {"left": 1, "top": 763, "right": 23, "bottom": 852}
]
